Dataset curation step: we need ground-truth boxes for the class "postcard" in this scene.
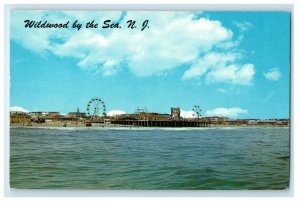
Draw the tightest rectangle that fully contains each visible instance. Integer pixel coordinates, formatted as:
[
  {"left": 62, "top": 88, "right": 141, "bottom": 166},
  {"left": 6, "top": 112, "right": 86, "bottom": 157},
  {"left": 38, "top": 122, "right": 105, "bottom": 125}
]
[{"left": 9, "top": 10, "right": 290, "bottom": 190}]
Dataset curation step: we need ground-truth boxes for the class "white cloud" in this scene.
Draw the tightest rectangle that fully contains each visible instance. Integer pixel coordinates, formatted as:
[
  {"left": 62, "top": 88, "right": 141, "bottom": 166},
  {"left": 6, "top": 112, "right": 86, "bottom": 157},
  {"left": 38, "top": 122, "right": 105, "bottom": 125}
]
[
  {"left": 264, "top": 68, "right": 281, "bottom": 81},
  {"left": 53, "top": 12, "right": 233, "bottom": 77},
  {"left": 10, "top": 106, "right": 29, "bottom": 113},
  {"left": 11, "top": 11, "right": 234, "bottom": 78},
  {"left": 205, "top": 107, "right": 247, "bottom": 118},
  {"left": 11, "top": 11, "right": 255, "bottom": 85},
  {"left": 234, "top": 21, "right": 253, "bottom": 32},
  {"left": 182, "top": 52, "right": 238, "bottom": 80},
  {"left": 180, "top": 110, "right": 198, "bottom": 119},
  {"left": 182, "top": 52, "right": 255, "bottom": 86},
  {"left": 10, "top": 11, "right": 122, "bottom": 54},
  {"left": 217, "top": 86, "right": 240, "bottom": 94},
  {"left": 206, "top": 63, "right": 255, "bottom": 85},
  {"left": 107, "top": 110, "right": 127, "bottom": 116},
  {"left": 217, "top": 35, "right": 244, "bottom": 50}
]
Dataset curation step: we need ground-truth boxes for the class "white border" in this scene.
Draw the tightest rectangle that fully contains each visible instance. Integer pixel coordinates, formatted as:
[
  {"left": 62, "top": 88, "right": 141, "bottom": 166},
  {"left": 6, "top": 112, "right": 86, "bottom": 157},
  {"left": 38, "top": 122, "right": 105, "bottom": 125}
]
[{"left": 2, "top": 1, "right": 297, "bottom": 199}]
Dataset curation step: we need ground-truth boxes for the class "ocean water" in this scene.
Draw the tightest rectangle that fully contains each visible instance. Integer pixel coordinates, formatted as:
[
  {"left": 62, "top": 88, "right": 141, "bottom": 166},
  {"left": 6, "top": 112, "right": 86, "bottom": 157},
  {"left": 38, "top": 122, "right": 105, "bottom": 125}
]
[{"left": 10, "top": 127, "right": 290, "bottom": 190}]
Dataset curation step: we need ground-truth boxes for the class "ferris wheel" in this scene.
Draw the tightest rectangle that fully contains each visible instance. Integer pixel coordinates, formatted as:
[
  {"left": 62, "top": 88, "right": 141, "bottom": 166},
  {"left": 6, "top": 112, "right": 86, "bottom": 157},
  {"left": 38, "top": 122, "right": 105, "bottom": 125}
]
[
  {"left": 86, "top": 97, "right": 107, "bottom": 116},
  {"left": 192, "top": 105, "right": 202, "bottom": 119}
]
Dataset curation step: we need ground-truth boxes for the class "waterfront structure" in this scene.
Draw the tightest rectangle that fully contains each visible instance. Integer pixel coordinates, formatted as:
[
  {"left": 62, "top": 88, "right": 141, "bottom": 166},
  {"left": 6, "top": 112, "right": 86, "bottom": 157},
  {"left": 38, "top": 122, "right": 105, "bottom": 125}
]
[
  {"left": 171, "top": 107, "right": 181, "bottom": 120},
  {"left": 135, "top": 107, "right": 148, "bottom": 113},
  {"left": 9, "top": 104, "right": 290, "bottom": 127},
  {"left": 27, "top": 111, "right": 62, "bottom": 123},
  {"left": 110, "top": 119, "right": 210, "bottom": 127},
  {"left": 224, "top": 119, "right": 248, "bottom": 126},
  {"left": 10, "top": 111, "right": 30, "bottom": 124},
  {"left": 28, "top": 111, "right": 60, "bottom": 119},
  {"left": 204, "top": 116, "right": 229, "bottom": 124},
  {"left": 135, "top": 112, "right": 170, "bottom": 120},
  {"left": 68, "top": 107, "right": 86, "bottom": 119}
]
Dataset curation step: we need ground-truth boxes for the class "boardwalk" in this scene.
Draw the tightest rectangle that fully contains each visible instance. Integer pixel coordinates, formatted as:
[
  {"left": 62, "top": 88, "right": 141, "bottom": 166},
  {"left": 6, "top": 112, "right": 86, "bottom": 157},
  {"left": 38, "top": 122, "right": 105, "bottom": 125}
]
[{"left": 110, "top": 119, "right": 210, "bottom": 127}]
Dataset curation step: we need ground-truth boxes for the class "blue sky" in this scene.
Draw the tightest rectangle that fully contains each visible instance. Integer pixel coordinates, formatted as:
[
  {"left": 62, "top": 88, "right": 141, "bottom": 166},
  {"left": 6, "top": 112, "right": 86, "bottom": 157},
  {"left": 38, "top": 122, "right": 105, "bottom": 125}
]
[{"left": 10, "top": 11, "right": 290, "bottom": 119}]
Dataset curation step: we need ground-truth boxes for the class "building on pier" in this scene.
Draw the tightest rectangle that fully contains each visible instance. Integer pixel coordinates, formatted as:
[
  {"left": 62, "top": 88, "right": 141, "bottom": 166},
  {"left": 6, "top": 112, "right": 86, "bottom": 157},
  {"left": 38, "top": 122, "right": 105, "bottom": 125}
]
[
  {"left": 171, "top": 107, "right": 181, "bottom": 120},
  {"left": 10, "top": 111, "right": 30, "bottom": 124},
  {"left": 67, "top": 107, "right": 86, "bottom": 119}
]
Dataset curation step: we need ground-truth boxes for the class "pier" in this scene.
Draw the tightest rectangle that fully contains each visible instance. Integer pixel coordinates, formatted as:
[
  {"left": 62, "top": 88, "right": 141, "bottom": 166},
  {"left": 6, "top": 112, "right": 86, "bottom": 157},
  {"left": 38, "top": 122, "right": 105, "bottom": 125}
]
[
  {"left": 9, "top": 99, "right": 290, "bottom": 128},
  {"left": 110, "top": 119, "right": 210, "bottom": 127}
]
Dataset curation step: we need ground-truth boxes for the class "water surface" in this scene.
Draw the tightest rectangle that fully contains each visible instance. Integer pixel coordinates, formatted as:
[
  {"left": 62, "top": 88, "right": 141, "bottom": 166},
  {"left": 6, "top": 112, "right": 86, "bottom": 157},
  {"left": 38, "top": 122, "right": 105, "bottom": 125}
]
[{"left": 10, "top": 127, "right": 290, "bottom": 189}]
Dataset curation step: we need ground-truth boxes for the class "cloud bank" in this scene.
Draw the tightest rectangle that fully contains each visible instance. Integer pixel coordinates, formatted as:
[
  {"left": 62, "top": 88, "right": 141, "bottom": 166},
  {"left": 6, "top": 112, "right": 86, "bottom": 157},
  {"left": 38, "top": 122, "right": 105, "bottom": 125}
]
[
  {"left": 107, "top": 110, "right": 127, "bottom": 116},
  {"left": 10, "top": 106, "right": 29, "bottom": 113},
  {"left": 205, "top": 107, "right": 247, "bottom": 118},
  {"left": 11, "top": 11, "right": 255, "bottom": 85}
]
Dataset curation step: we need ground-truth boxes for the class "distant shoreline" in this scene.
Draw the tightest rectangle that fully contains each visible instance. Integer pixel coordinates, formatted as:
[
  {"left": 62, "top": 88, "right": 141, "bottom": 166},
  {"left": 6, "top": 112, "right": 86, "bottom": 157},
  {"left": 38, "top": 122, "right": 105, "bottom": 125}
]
[{"left": 10, "top": 123, "right": 289, "bottom": 129}]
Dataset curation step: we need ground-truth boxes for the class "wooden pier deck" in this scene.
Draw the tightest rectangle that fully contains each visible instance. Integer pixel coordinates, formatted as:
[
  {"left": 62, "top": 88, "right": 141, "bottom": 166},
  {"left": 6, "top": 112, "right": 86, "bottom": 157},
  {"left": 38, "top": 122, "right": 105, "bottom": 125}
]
[{"left": 109, "top": 119, "right": 210, "bottom": 127}]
